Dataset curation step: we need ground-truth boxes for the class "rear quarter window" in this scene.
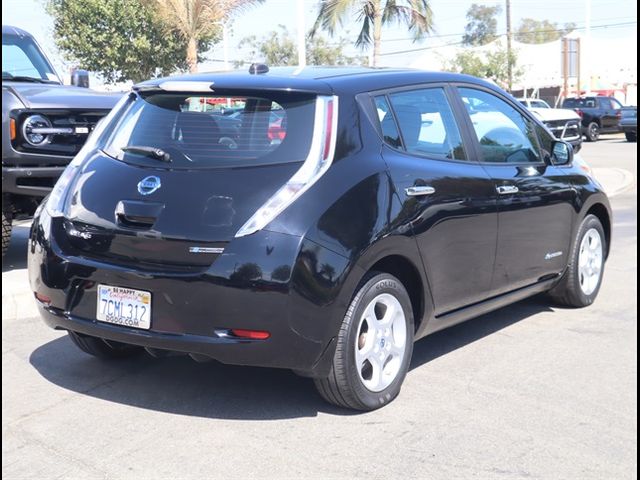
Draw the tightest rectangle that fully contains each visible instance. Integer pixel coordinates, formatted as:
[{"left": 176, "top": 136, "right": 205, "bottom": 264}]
[{"left": 103, "top": 92, "right": 316, "bottom": 169}]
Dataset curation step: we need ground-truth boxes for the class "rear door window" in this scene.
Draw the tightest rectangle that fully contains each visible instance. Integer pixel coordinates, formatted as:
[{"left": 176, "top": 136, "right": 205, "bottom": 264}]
[
  {"left": 385, "top": 87, "right": 466, "bottom": 160},
  {"left": 103, "top": 92, "right": 316, "bottom": 169}
]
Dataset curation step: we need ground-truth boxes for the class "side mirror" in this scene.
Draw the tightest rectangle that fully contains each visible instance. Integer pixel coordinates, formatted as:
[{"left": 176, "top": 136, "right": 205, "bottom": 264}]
[
  {"left": 71, "top": 69, "right": 90, "bottom": 88},
  {"left": 552, "top": 140, "right": 573, "bottom": 165}
]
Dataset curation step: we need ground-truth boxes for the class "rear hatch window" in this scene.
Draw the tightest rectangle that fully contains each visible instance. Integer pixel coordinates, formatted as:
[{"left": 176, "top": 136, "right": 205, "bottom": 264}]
[
  {"left": 63, "top": 90, "right": 322, "bottom": 268},
  {"left": 103, "top": 91, "right": 316, "bottom": 168}
]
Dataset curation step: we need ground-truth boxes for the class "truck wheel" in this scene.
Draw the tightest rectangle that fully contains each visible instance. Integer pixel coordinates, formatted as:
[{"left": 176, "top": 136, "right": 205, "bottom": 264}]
[
  {"left": 586, "top": 122, "right": 600, "bottom": 142},
  {"left": 625, "top": 132, "right": 637, "bottom": 142},
  {"left": 2, "top": 200, "right": 12, "bottom": 257}
]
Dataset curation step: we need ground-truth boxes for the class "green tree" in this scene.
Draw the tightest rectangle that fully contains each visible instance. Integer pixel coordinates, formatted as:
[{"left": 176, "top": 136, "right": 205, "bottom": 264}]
[
  {"left": 444, "top": 48, "right": 522, "bottom": 90},
  {"left": 237, "top": 25, "right": 367, "bottom": 67},
  {"left": 515, "top": 18, "right": 576, "bottom": 44},
  {"left": 310, "top": 0, "right": 434, "bottom": 67},
  {"left": 152, "top": 0, "right": 262, "bottom": 72},
  {"left": 48, "top": 0, "right": 189, "bottom": 83},
  {"left": 462, "top": 3, "right": 502, "bottom": 46}
]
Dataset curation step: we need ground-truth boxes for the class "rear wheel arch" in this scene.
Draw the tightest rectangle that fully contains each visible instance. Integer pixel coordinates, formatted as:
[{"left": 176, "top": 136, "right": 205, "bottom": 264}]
[{"left": 367, "top": 255, "right": 426, "bottom": 335}]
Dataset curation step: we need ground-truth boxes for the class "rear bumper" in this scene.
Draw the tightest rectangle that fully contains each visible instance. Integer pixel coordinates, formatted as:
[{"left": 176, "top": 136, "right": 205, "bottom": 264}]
[
  {"left": 28, "top": 211, "right": 346, "bottom": 377},
  {"left": 38, "top": 303, "right": 309, "bottom": 367}
]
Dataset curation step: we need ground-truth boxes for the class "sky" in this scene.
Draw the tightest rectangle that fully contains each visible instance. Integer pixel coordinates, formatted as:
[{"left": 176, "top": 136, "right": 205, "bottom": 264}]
[{"left": 2, "top": 0, "right": 637, "bottom": 82}]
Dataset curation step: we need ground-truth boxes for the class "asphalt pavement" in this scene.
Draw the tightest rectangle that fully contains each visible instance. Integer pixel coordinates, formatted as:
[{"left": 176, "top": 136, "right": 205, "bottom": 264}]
[{"left": 2, "top": 135, "right": 637, "bottom": 480}]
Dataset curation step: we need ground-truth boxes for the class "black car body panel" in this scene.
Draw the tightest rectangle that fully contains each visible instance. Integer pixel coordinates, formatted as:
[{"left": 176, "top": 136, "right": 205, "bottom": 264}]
[{"left": 29, "top": 67, "right": 612, "bottom": 378}]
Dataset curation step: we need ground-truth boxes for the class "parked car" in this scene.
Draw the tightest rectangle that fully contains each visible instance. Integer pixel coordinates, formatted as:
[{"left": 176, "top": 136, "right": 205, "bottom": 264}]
[
  {"left": 29, "top": 67, "right": 611, "bottom": 411},
  {"left": 517, "top": 97, "right": 582, "bottom": 151},
  {"left": 619, "top": 106, "right": 637, "bottom": 142},
  {"left": 561, "top": 96, "right": 623, "bottom": 142},
  {"left": 2, "top": 25, "right": 120, "bottom": 255}
]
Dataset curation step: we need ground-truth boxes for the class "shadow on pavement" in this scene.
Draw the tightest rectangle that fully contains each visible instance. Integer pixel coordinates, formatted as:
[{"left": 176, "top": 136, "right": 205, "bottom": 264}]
[
  {"left": 2, "top": 224, "right": 29, "bottom": 272},
  {"left": 29, "top": 296, "right": 552, "bottom": 420}
]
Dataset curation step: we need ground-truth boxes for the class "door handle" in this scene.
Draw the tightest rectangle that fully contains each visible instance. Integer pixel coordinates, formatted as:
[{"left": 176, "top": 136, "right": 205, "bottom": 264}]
[
  {"left": 405, "top": 186, "right": 436, "bottom": 196},
  {"left": 496, "top": 185, "right": 519, "bottom": 195}
]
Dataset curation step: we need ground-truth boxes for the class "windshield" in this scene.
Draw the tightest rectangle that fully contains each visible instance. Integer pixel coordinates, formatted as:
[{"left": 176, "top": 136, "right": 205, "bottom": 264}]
[
  {"left": 563, "top": 98, "right": 596, "bottom": 108},
  {"left": 2, "top": 33, "right": 60, "bottom": 83},
  {"left": 530, "top": 100, "right": 549, "bottom": 108},
  {"left": 103, "top": 91, "right": 316, "bottom": 169}
]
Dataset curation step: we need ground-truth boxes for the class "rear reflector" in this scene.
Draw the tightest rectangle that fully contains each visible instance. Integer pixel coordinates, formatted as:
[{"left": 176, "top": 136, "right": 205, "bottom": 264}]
[
  {"left": 34, "top": 292, "right": 52, "bottom": 305},
  {"left": 231, "top": 329, "right": 270, "bottom": 340}
]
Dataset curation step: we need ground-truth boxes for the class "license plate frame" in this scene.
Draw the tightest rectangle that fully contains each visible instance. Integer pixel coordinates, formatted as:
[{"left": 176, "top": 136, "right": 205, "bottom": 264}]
[{"left": 96, "top": 284, "right": 151, "bottom": 330}]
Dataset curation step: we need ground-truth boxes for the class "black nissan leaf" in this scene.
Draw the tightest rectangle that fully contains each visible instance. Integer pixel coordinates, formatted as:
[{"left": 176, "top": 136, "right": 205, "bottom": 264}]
[{"left": 29, "top": 67, "right": 611, "bottom": 410}]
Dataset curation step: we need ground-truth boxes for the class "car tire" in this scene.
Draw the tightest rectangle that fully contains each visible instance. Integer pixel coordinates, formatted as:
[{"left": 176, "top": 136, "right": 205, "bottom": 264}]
[
  {"left": 2, "top": 199, "right": 12, "bottom": 258},
  {"left": 314, "top": 272, "right": 414, "bottom": 411},
  {"left": 625, "top": 132, "right": 637, "bottom": 142},
  {"left": 68, "top": 331, "right": 143, "bottom": 359},
  {"left": 548, "top": 214, "right": 606, "bottom": 308},
  {"left": 585, "top": 122, "right": 600, "bottom": 142}
]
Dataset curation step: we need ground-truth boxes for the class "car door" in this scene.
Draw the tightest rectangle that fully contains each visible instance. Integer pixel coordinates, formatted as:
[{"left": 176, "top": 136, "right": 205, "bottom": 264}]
[
  {"left": 373, "top": 86, "right": 498, "bottom": 315},
  {"left": 454, "top": 86, "right": 576, "bottom": 295}
]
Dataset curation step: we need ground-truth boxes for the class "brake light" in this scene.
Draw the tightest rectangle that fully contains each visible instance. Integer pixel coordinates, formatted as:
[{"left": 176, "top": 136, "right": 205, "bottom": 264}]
[
  {"left": 34, "top": 292, "right": 52, "bottom": 305},
  {"left": 575, "top": 109, "right": 584, "bottom": 118},
  {"left": 267, "top": 118, "right": 286, "bottom": 141},
  {"left": 235, "top": 95, "right": 339, "bottom": 237},
  {"left": 231, "top": 329, "right": 270, "bottom": 340}
]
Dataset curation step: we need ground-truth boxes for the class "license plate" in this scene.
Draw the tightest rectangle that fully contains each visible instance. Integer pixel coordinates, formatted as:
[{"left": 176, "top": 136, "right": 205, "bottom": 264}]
[{"left": 96, "top": 285, "right": 151, "bottom": 330}]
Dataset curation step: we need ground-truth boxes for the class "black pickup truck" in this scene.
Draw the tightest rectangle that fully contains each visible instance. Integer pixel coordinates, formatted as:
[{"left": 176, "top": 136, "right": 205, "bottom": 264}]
[
  {"left": 2, "top": 25, "right": 120, "bottom": 256},
  {"left": 562, "top": 96, "right": 624, "bottom": 142}
]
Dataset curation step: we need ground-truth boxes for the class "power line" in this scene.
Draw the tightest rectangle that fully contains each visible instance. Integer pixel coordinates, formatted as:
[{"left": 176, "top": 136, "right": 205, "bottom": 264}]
[
  {"left": 378, "top": 20, "right": 637, "bottom": 56},
  {"left": 206, "top": 19, "right": 636, "bottom": 64}
]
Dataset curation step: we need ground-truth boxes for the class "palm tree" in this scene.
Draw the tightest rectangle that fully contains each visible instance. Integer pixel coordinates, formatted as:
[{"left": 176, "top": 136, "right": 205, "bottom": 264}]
[
  {"left": 153, "top": 0, "right": 261, "bottom": 73},
  {"left": 311, "top": 0, "right": 434, "bottom": 67}
]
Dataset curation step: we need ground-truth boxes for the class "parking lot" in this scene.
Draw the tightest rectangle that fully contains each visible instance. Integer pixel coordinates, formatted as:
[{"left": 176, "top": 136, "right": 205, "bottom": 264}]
[{"left": 2, "top": 136, "right": 637, "bottom": 479}]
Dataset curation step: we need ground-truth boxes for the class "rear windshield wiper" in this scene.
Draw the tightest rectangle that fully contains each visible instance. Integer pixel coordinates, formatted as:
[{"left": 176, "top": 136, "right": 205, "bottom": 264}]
[{"left": 121, "top": 145, "right": 171, "bottom": 162}]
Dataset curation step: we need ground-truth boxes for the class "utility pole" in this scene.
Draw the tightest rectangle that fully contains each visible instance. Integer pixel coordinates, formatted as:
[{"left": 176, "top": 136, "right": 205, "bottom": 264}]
[
  {"left": 584, "top": 0, "right": 591, "bottom": 92},
  {"left": 562, "top": 37, "right": 569, "bottom": 99},
  {"left": 296, "top": 0, "right": 307, "bottom": 68},
  {"left": 222, "top": 21, "right": 229, "bottom": 70},
  {"left": 506, "top": 0, "right": 513, "bottom": 92}
]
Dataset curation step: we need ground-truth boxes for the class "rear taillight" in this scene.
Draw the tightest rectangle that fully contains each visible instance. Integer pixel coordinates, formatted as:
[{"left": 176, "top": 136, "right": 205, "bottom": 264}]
[
  {"left": 267, "top": 123, "right": 286, "bottom": 142},
  {"left": 235, "top": 95, "right": 339, "bottom": 237},
  {"left": 34, "top": 292, "right": 52, "bottom": 305},
  {"left": 575, "top": 109, "right": 584, "bottom": 118}
]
